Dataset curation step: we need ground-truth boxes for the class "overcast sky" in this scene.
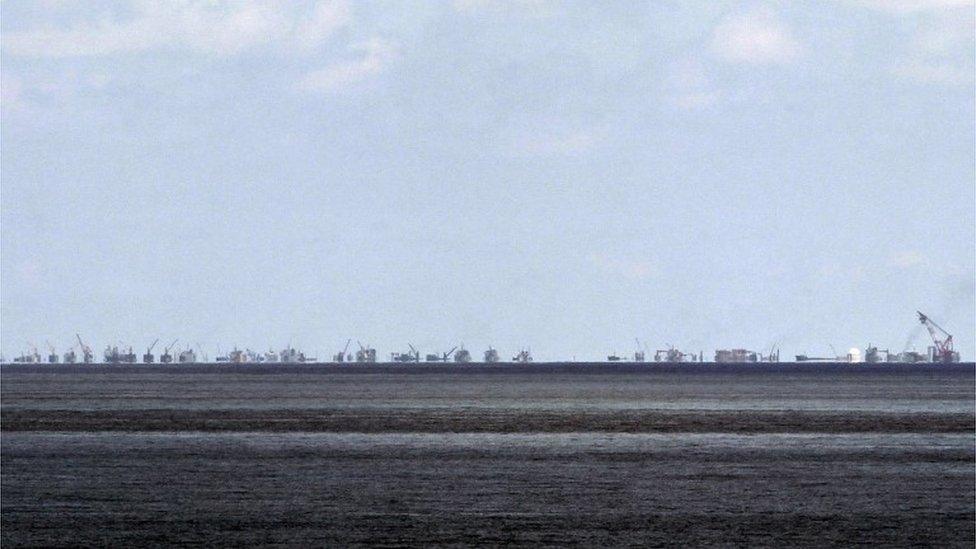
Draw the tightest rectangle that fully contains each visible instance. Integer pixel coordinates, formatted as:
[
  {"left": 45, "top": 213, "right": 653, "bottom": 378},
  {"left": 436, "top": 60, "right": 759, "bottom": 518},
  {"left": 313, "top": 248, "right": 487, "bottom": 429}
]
[{"left": 2, "top": 0, "right": 974, "bottom": 361}]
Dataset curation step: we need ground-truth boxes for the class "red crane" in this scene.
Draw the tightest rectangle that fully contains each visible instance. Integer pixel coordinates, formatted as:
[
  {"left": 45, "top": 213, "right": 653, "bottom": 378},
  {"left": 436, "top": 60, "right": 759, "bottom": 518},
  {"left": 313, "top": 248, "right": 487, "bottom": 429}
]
[{"left": 917, "top": 311, "right": 956, "bottom": 363}]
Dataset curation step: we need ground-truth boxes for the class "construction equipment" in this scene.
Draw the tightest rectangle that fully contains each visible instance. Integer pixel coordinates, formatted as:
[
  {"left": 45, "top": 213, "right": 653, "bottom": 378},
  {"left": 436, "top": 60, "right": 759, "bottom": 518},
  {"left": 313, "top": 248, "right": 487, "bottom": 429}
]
[
  {"left": 13, "top": 348, "right": 40, "bottom": 363},
  {"left": 160, "top": 339, "right": 178, "bottom": 364},
  {"left": 355, "top": 342, "right": 377, "bottom": 363},
  {"left": 484, "top": 346, "right": 500, "bottom": 363},
  {"left": 512, "top": 349, "right": 532, "bottom": 363},
  {"left": 891, "top": 350, "right": 927, "bottom": 363},
  {"left": 63, "top": 346, "right": 77, "bottom": 364},
  {"left": 795, "top": 351, "right": 849, "bottom": 362},
  {"left": 426, "top": 346, "right": 457, "bottom": 362},
  {"left": 918, "top": 311, "right": 960, "bottom": 363},
  {"left": 76, "top": 334, "right": 94, "bottom": 363},
  {"left": 15, "top": 343, "right": 41, "bottom": 363},
  {"left": 280, "top": 346, "right": 307, "bottom": 363},
  {"left": 454, "top": 345, "right": 472, "bottom": 363},
  {"left": 714, "top": 349, "right": 759, "bottom": 363},
  {"left": 760, "top": 346, "right": 781, "bottom": 363},
  {"left": 865, "top": 345, "right": 889, "bottom": 363},
  {"left": 634, "top": 339, "right": 646, "bottom": 363},
  {"left": 143, "top": 339, "right": 159, "bottom": 363},
  {"left": 392, "top": 344, "right": 420, "bottom": 363},
  {"left": 178, "top": 346, "right": 197, "bottom": 363},
  {"left": 104, "top": 345, "right": 135, "bottom": 363},
  {"left": 334, "top": 339, "right": 352, "bottom": 363},
  {"left": 46, "top": 341, "right": 58, "bottom": 363},
  {"left": 654, "top": 346, "right": 701, "bottom": 363},
  {"left": 654, "top": 346, "right": 682, "bottom": 362}
]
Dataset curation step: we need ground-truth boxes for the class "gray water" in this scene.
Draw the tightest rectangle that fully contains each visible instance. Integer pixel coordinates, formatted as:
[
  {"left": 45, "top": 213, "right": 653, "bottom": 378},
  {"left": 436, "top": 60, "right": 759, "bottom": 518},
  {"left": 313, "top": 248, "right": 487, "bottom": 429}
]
[{"left": 2, "top": 364, "right": 974, "bottom": 546}]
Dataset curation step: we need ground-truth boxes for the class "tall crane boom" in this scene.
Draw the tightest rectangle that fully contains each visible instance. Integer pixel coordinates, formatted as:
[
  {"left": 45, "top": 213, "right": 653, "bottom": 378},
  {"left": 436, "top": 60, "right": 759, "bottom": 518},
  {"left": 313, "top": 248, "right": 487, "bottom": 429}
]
[
  {"left": 76, "top": 333, "right": 93, "bottom": 363},
  {"left": 917, "top": 311, "right": 955, "bottom": 362}
]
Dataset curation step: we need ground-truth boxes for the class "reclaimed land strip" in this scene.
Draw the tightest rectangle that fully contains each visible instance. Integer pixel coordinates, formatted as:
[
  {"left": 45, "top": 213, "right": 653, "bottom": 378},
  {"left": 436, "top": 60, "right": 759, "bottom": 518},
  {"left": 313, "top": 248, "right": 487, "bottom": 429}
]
[
  {"left": 2, "top": 408, "right": 972, "bottom": 433},
  {"left": 2, "top": 362, "right": 975, "bottom": 374}
]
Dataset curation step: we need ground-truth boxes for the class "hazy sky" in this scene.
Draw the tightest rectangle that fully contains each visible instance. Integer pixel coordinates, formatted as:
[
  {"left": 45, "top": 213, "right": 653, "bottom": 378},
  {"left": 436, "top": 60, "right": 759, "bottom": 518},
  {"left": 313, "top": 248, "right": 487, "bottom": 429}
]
[{"left": 2, "top": 0, "right": 974, "bottom": 361}]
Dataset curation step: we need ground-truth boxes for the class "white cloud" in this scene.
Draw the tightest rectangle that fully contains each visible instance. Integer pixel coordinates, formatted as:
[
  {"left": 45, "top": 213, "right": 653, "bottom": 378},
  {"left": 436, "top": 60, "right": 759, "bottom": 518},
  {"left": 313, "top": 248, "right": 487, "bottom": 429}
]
[
  {"left": 294, "top": 1, "right": 352, "bottom": 52},
  {"left": 710, "top": 9, "right": 801, "bottom": 65},
  {"left": 895, "top": 8, "right": 974, "bottom": 85},
  {"left": 844, "top": 0, "right": 975, "bottom": 85},
  {"left": 1, "top": 1, "right": 350, "bottom": 58},
  {"left": 295, "top": 38, "right": 397, "bottom": 93}
]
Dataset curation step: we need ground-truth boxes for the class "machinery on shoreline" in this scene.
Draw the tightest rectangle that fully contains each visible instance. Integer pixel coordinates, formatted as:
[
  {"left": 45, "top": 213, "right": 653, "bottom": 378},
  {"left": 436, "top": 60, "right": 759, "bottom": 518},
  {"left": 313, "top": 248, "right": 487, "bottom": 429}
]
[
  {"left": 454, "top": 345, "right": 472, "bottom": 363},
  {"left": 512, "top": 349, "right": 532, "bottom": 363},
  {"left": 178, "top": 346, "right": 196, "bottom": 364},
  {"left": 392, "top": 344, "right": 420, "bottom": 363},
  {"left": 654, "top": 346, "right": 702, "bottom": 363},
  {"left": 334, "top": 339, "right": 352, "bottom": 363},
  {"left": 160, "top": 339, "right": 178, "bottom": 364},
  {"left": 76, "top": 334, "right": 94, "bottom": 364},
  {"left": 484, "top": 347, "right": 500, "bottom": 363},
  {"left": 104, "top": 345, "right": 137, "bottom": 364},
  {"left": 356, "top": 342, "right": 377, "bottom": 363},
  {"left": 426, "top": 346, "right": 457, "bottom": 362},
  {"left": 917, "top": 311, "right": 960, "bottom": 363},
  {"left": 3, "top": 313, "right": 966, "bottom": 365},
  {"left": 715, "top": 349, "right": 759, "bottom": 363},
  {"left": 143, "top": 339, "right": 159, "bottom": 364}
]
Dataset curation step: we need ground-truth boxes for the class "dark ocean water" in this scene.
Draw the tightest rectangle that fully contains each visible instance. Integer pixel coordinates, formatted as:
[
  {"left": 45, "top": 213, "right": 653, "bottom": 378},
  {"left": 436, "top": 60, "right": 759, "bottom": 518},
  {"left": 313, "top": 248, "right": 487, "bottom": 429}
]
[{"left": 2, "top": 364, "right": 974, "bottom": 546}]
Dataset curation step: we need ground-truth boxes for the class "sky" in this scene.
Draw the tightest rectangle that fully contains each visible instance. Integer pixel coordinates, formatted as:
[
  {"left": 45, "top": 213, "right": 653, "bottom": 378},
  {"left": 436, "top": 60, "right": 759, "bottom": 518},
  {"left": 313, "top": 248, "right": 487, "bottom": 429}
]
[{"left": 1, "top": 0, "right": 974, "bottom": 361}]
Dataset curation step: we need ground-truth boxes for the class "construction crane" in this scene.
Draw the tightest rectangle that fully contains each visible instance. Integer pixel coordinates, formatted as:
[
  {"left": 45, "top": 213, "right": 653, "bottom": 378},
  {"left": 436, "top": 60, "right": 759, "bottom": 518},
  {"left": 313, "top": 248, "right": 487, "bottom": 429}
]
[
  {"left": 355, "top": 342, "right": 376, "bottom": 363},
  {"left": 392, "top": 344, "right": 420, "bottom": 363},
  {"left": 334, "top": 339, "right": 352, "bottom": 363},
  {"left": 144, "top": 339, "right": 159, "bottom": 363},
  {"left": 426, "top": 346, "right": 457, "bottom": 362},
  {"left": 160, "top": 339, "right": 178, "bottom": 364},
  {"left": 76, "top": 334, "right": 93, "bottom": 363},
  {"left": 917, "top": 311, "right": 959, "bottom": 363}
]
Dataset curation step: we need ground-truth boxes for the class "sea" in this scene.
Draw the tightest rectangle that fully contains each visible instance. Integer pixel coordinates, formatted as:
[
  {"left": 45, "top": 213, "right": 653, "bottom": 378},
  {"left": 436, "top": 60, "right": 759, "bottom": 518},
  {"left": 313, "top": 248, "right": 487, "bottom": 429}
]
[{"left": 2, "top": 363, "right": 973, "bottom": 547}]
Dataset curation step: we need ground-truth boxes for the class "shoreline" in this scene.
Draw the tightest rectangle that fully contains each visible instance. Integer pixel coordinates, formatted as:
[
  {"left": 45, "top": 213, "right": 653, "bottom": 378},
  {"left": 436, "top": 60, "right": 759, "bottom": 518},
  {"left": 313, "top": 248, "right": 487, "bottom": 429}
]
[{"left": 2, "top": 361, "right": 974, "bottom": 374}]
